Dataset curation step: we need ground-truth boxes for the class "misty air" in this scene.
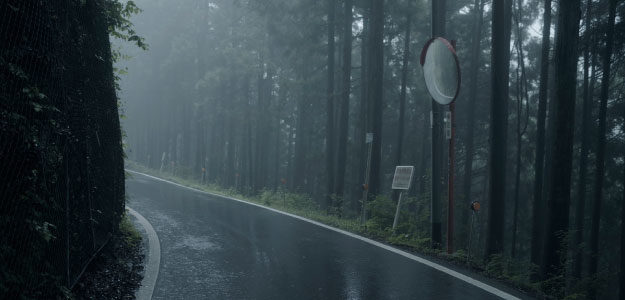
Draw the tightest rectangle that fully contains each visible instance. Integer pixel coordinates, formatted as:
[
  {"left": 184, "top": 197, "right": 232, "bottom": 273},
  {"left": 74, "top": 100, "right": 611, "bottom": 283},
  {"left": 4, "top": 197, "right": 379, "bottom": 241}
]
[{"left": 1, "top": 0, "right": 624, "bottom": 299}]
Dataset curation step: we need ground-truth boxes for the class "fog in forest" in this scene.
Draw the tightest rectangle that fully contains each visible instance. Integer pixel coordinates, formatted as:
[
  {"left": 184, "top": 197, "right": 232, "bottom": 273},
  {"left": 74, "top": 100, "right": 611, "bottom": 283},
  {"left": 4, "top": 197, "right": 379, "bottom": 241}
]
[{"left": 114, "top": 0, "right": 625, "bottom": 298}]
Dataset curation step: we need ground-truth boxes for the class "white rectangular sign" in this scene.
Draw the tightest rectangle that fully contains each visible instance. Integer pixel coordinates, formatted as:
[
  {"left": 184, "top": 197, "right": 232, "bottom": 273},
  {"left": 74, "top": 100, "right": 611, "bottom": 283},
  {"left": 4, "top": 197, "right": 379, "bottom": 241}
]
[
  {"left": 366, "top": 133, "right": 374, "bottom": 144},
  {"left": 391, "top": 166, "right": 414, "bottom": 190}
]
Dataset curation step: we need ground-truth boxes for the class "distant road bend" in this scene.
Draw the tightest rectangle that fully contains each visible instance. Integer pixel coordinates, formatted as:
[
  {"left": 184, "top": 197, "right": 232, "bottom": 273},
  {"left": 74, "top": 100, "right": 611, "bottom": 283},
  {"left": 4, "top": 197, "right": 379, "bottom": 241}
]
[{"left": 126, "top": 170, "right": 525, "bottom": 300}]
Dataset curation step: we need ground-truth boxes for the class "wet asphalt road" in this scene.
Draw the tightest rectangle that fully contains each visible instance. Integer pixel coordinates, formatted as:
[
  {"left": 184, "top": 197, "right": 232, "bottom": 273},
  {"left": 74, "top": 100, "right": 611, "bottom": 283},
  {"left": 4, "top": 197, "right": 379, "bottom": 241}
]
[{"left": 127, "top": 172, "right": 515, "bottom": 300}]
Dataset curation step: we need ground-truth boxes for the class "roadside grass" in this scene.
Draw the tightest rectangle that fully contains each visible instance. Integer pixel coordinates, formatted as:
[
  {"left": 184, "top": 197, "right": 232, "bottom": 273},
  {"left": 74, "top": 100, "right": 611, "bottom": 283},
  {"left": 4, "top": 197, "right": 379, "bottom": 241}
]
[{"left": 126, "top": 160, "right": 544, "bottom": 297}]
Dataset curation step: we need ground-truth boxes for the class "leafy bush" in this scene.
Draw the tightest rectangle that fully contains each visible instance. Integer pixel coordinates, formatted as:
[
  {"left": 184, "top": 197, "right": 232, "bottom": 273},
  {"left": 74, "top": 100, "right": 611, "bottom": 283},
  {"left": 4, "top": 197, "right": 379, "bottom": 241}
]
[{"left": 367, "top": 195, "right": 395, "bottom": 231}]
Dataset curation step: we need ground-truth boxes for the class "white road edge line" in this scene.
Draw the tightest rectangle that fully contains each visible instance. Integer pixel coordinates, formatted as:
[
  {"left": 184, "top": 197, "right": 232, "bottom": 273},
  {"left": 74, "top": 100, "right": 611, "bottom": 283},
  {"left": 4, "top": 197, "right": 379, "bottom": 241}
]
[
  {"left": 126, "top": 205, "right": 161, "bottom": 300},
  {"left": 126, "top": 169, "right": 520, "bottom": 300}
]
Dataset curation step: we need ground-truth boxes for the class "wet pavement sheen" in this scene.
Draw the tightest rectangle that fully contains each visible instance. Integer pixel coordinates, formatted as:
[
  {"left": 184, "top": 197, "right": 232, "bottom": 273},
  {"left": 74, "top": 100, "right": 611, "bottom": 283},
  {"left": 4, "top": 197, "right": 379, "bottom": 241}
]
[{"left": 127, "top": 173, "right": 504, "bottom": 300}]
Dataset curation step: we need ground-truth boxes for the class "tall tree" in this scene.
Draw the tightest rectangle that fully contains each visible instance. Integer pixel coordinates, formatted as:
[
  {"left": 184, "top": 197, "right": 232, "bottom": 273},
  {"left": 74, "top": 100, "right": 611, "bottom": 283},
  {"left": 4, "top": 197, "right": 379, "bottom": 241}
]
[
  {"left": 273, "top": 83, "right": 287, "bottom": 191},
  {"left": 355, "top": 2, "right": 369, "bottom": 211},
  {"left": 225, "top": 72, "right": 238, "bottom": 187},
  {"left": 541, "top": 0, "right": 581, "bottom": 295},
  {"left": 621, "top": 162, "right": 625, "bottom": 300},
  {"left": 293, "top": 57, "right": 312, "bottom": 191},
  {"left": 511, "top": 0, "right": 530, "bottom": 258},
  {"left": 589, "top": 0, "right": 617, "bottom": 297},
  {"left": 244, "top": 76, "right": 254, "bottom": 189},
  {"left": 391, "top": 12, "right": 412, "bottom": 204},
  {"left": 485, "top": 0, "right": 513, "bottom": 258},
  {"left": 573, "top": 0, "right": 595, "bottom": 280},
  {"left": 335, "top": 0, "right": 353, "bottom": 200},
  {"left": 530, "top": 0, "right": 552, "bottom": 273},
  {"left": 326, "top": 0, "right": 337, "bottom": 211},
  {"left": 366, "top": 0, "right": 384, "bottom": 196},
  {"left": 194, "top": 2, "right": 209, "bottom": 180},
  {"left": 530, "top": 0, "right": 551, "bottom": 274},
  {"left": 461, "top": 0, "right": 485, "bottom": 248},
  {"left": 255, "top": 64, "right": 273, "bottom": 191}
]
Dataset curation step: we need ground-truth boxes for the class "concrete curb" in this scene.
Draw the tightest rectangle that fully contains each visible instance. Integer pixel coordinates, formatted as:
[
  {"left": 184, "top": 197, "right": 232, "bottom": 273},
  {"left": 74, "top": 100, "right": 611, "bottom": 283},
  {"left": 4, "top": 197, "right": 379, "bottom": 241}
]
[{"left": 127, "top": 206, "right": 160, "bottom": 300}]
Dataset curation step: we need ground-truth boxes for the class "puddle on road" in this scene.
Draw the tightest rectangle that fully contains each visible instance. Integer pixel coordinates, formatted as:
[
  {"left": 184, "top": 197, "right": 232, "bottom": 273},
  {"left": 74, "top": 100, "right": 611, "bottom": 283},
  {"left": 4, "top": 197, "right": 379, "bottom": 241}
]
[
  {"left": 173, "top": 235, "right": 221, "bottom": 251},
  {"left": 151, "top": 212, "right": 181, "bottom": 229}
]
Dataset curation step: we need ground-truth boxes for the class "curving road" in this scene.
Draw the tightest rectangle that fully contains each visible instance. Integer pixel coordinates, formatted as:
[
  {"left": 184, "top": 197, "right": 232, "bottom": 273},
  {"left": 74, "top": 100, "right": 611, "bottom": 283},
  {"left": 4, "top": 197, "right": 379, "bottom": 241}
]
[{"left": 126, "top": 171, "right": 525, "bottom": 300}]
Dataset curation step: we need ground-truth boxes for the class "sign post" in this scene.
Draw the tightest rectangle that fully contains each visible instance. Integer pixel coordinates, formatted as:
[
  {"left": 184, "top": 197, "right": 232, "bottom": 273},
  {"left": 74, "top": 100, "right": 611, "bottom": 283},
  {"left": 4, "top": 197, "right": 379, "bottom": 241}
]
[
  {"left": 391, "top": 166, "right": 414, "bottom": 230},
  {"left": 361, "top": 133, "right": 374, "bottom": 225}
]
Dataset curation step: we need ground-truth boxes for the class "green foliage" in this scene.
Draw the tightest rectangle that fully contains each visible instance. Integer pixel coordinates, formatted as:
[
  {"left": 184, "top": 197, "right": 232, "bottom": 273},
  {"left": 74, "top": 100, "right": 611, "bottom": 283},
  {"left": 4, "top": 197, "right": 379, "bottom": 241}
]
[
  {"left": 33, "top": 222, "right": 57, "bottom": 243},
  {"left": 367, "top": 195, "right": 395, "bottom": 230},
  {"left": 257, "top": 189, "right": 320, "bottom": 212},
  {"left": 386, "top": 234, "right": 431, "bottom": 250},
  {"left": 119, "top": 213, "right": 141, "bottom": 247},
  {"left": 484, "top": 254, "right": 506, "bottom": 279},
  {"left": 107, "top": 0, "right": 146, "bottom": 94},
  {"left": 107, "top": 1, "right": 147, "bottom": 51}
]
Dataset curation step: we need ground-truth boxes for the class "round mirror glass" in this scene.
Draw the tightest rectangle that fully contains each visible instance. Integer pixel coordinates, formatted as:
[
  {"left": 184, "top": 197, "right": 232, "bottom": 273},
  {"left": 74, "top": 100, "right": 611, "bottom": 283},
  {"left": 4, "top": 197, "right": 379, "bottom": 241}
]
[{"left": 421, "top": 38, "right": 460, "bottom": 105}]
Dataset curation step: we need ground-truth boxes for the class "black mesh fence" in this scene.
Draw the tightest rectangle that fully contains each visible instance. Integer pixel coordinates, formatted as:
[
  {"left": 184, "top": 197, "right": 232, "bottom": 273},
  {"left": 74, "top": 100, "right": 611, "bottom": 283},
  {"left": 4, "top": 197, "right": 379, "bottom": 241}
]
[{"left": 0, "top": 0, "right": 125, "bottom": 298}]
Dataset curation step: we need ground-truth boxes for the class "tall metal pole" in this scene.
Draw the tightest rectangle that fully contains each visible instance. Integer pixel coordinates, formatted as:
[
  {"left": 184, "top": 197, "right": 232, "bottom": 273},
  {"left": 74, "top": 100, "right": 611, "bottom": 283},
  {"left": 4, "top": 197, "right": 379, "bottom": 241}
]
[
  {"left": 447, "top": 41, "right": 457, "bottom": 254},
  {"left": 448, "top": 102, "right": 456, "bottom": 254},
  {"left": 430, "top": 0, "right": 446, "bottom": 249}
]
